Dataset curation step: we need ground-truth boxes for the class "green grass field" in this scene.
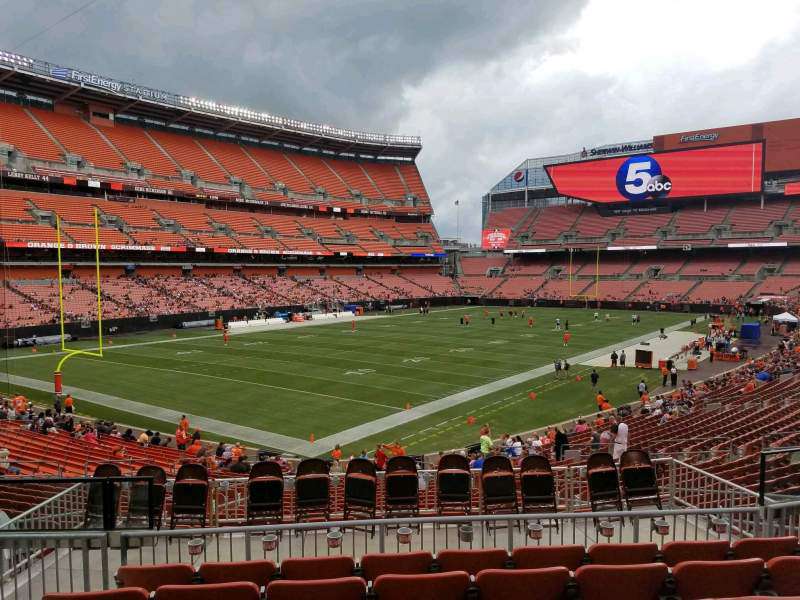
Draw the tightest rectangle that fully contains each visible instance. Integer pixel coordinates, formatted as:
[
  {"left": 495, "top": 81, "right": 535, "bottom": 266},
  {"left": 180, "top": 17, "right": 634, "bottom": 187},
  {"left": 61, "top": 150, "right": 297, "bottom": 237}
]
[{"left": 0, "top": 306, "right": 697, "bottom": 456}]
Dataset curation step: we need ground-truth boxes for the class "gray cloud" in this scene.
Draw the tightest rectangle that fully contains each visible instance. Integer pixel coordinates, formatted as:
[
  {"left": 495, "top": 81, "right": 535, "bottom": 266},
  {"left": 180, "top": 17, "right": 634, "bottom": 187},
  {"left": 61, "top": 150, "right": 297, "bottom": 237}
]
[{"left": 3, "top": 0, "right": 800, "bottom": 242}]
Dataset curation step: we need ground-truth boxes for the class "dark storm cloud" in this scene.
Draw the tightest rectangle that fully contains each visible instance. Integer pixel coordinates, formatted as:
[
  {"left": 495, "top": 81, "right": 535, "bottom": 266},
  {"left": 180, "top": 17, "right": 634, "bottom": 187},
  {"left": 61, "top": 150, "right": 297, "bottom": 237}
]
[{"left": 3, "top": 1, "right": 799, "bottom": 242}]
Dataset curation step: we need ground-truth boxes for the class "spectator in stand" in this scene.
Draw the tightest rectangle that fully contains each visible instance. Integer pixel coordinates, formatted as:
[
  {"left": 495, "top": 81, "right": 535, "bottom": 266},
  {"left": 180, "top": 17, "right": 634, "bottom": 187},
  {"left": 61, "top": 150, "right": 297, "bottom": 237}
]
[
  {"left": 179, "top": 415, "right": 189, "bottom": 432},
  {"left": 479, "top": 425, "right": 493, "bottom": 454},
  {"left": 230, "top": 454, "right": 250, "bottom": 474},
  {"left": 331, "top": 444, "right": 343, "bottom": 463},
  {"left": 64, "top": 394, "right": 74, "bottom": 414},
  {"left": 611, "top": 422, "right": 629, "bottom": 460},
  {"left": 150, "top": 431, "right": 162, "bottom": 446},
  {"left": 590, "top": 429, "right": 601, "bottom": 452},
  {"left": 137, "top": 430, "right": 150, "bottom": 446},
  {"left": 186, "top": 438, "right": 204, "bottom": 457},
  {"left": 554, "top": 427, "right": 569, "bottom": 461},
  {"left": 121, "top": 428, "right": 135, "bottom": 442},
  {"left": 574, "top": 419, "right": 589, "bottom": 434},
  {"left": 175, "top": 427, "right": 188, "bottom": 450},
  {"left": 374, "top": 444, "right": 387, "bottom": 470},
  {"left": 637, "top": 380, "right": 648, "bottom": 397},
  {"left": 599, "top": 427, "right": 613, "bottom": 452},
  {"left": 0, "top": 448, "right": 21, "bottom": 475}
]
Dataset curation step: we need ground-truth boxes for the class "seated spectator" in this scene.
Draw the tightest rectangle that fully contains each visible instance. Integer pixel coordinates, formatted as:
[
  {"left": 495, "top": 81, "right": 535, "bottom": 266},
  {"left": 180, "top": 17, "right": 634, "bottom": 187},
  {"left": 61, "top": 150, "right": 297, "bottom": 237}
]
[
  {"left": 121, "top": 428, "right": 136, "bottom": 442},
  {"left": 230, "top": 455, "right": 251, "bottom": 474},
  {"left": 137, "top": 430, "right": 150, "bottom": 446},
  {"left": 150, "top": 431, "right": 162, "bottom": 446},
  {"left": 0, "top": 448, "right": 21, "bottom": 475},
  {"left": 574, "top": 419, "right": 589, "bottom": 434}
]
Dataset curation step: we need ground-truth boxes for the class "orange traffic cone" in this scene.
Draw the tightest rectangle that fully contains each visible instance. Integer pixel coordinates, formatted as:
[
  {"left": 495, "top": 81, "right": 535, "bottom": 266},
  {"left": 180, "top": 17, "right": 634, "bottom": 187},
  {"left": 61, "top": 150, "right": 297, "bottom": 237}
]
[
  {"left": 575, "top": 374, "right": 582, "bottom": 382},
  {"left": 405, "top": 402, "right": 411, "bottom": 410},
  {"left": 309, "top": 433, "right": 315, "bottom": 443},
  {"left": 466, "top": 416, "right": 476, "bottom": 425},
  {"left": 528, "top": 391, "right": 537, "bottom": 400}
]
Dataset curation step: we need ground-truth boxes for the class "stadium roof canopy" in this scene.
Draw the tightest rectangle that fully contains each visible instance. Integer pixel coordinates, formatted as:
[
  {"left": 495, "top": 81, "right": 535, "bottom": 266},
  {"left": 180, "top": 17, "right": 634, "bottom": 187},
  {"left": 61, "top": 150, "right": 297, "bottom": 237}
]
[{"left": 0, "top": 50, "right": 421, "bottom": 160}]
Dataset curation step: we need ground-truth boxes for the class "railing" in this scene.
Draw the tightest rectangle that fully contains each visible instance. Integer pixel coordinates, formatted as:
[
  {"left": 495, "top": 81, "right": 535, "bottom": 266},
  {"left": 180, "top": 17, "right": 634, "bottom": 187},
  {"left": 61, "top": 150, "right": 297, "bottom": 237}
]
[
  {"left": 0, "top": 458, "right": 790, "bottom": 599},
  {"left": 5, "top": 502, "right": 800, "bottom": 599}
]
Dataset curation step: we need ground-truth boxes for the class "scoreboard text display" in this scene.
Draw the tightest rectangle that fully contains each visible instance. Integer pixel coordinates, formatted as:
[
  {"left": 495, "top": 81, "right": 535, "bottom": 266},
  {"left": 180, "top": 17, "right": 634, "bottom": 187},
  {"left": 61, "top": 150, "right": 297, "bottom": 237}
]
[{"left": 545, "top": 142, "right": 763, "bottom": 204}]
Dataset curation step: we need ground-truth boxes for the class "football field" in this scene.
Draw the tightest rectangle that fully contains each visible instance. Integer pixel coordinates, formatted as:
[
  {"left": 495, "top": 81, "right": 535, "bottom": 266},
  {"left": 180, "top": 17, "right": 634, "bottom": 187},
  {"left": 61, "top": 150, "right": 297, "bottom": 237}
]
[{"left": 0, "top": 306, "right": 698, "bottom": 456}]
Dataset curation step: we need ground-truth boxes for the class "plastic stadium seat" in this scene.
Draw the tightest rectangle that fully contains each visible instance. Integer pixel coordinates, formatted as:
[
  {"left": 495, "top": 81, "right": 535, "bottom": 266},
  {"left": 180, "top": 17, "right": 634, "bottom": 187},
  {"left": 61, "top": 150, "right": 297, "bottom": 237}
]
[
  {"left": 115, "top": 564, "right": 194, "bottom": 592},
  {"left": 673, "top": 558, "right": 765, "bottom": 600},
  {"left": 511, "top": 545, "right": 586, "bottom": 571},
  {"left": 436, "top": 548, "right": 509, "bottom": 575},
  {"left": 476, "top": 567, "right": 570, "bottom": 600},
  {"left": 154, "top": 582, "right": 259, "bottom": 600},
  {"left": 360, "top": 551, "right": 433, "bottom": 581},
  {"left": 768, "top": 556, "right": 800, "bottom": 596},
  {"left": 43, "top": 590, "right": 148, "bottom": 600},
  {"left": 661, "top": 540, "right": 730, "bottom": 566},
  {"left": 265, "top": 577, "right": 366, "bottom": 600},
  {"left": 731, "top": 536, "right": 799, "bottom": 560},
  {"left": 576, "top": 563, "right": 667, "bottom": 600},
  {"left": 587, "top": 542, "right": 659, "bottom": 565},
  {"left": 279, "top": 555, "right": 355, "bottom": 580},
  {"left": 373, "top": 571, "right": 470, "bottom": 600},
  {"left": 197, "top": 560, "right": 275, "bottom": 586}
]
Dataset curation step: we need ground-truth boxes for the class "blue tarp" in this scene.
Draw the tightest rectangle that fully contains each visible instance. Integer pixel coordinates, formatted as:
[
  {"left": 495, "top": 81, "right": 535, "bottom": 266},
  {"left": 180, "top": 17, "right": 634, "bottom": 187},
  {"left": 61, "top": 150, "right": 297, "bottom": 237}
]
[
  {"left": 740, "top": 322, "right": 761, "bottom": 341},
  {"left": 756, "top": 371, "right": 772, "bottom": 381}
]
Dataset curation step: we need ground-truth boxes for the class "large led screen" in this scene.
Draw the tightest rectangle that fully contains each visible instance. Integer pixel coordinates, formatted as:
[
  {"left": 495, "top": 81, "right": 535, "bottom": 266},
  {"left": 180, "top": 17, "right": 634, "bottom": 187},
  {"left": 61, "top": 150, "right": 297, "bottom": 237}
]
[{"left": 545, "top": 142, "right": 763, "bottom": 204}]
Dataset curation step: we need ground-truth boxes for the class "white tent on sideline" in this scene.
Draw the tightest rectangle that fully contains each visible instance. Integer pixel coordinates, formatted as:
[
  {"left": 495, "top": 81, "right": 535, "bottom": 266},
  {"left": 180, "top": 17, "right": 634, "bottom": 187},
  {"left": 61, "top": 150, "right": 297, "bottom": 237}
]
[{"left": 772, "top": 312, "right": 799, "bottom": 323}]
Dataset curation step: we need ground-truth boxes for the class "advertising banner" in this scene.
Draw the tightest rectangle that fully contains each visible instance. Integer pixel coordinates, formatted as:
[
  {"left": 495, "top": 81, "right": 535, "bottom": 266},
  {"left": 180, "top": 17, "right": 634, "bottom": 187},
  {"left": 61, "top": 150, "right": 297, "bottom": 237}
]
[
  {"left": 545, "top": 142, "right": 763, "bottom": 204},
  {"left": 482, "top": 228, "right": 512, "bottom": 250}
]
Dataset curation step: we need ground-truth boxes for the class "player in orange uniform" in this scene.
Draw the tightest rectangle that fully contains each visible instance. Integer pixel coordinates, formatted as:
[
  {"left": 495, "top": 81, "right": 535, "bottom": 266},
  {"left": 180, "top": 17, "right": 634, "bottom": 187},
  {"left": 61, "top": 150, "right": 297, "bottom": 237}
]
[{"left": 223, "top": 326, "right": 230, "bottom": 346}]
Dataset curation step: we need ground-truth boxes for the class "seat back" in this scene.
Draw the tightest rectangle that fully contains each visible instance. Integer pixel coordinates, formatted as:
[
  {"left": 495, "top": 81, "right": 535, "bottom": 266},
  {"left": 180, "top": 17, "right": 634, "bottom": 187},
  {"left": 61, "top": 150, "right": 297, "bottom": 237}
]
[
  {"left": 265, "top": 577, "right": 366, "bottom": 600},
  {"left": 344, "top": 458, "right": 377, "bottom": 507},
  {"left": 588, "top": 542, "right": 658, "bottom": 565},
  {"left": 43, "top": 590, "right": 149, "bottom": 600},
  {"left": 575, "top": 563, "right": 668, "bottom": 600},
  {"left": 373, "top": 571, "right": 470, "bottom": 600},
  {"left": 767, "top": 556, "right": 800, "bottom": 596},
  {"left": 116, "top": 564, "right": 195, "bottom": 592},
  {"left": 673, "top": 558, "right": 765, "bottom": 600},
  {"left": 175, "top": 463, "right": 208, "bottom": 482},
  {"left": 385, "top": 456, "right": 417, "bottom": 475},
  {"left": 661, "top": 540, "right": 729, "bottom": 567},
  {"left": 198, "top": 560, "right": 275, "bottom": 586},
  {"left": 280, "top": 555, "right": 355, "bottom": 580},
  {"left": 154, "top": 582, "right": 259, "bottom": 600},
  {"left": 249, "top": 460, "right": 283, "bottom": 480},
  {"left": 295, "top": 458, "right": 330, "bottom": 477},
  {"left": 511, "top": 545, "right": 585, "bottom": 571},
  {"left": 436, "top": 548, "right": 508, "bottom": 575},
  {"left": 94, "top": 463, "right": 123, "bottom": 478},
  {"left": 360, "top": 551, "right": 433, "bottom": 582},
  {"left": 731, "top": 536, "right": 799, "bottom": 560},
  {"left": 477, "top": 567, "right": 570, "bottom": 600},
  {"left": 438, "top": 453, "right": 470, "bottom": 472}
]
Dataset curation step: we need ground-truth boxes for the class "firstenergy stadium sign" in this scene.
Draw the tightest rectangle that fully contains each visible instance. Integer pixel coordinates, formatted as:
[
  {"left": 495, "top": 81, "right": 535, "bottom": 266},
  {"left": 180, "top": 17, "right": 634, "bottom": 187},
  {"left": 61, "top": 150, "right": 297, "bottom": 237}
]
[{"left": 545, "top": 142, "right": 763, "bottom": 204}]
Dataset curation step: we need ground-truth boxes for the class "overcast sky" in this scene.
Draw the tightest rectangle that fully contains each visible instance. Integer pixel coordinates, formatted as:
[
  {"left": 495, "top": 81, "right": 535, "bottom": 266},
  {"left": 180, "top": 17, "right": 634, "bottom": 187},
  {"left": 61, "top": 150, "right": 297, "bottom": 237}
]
[{"left": 3, "top": 0, "right": 800, "bottom": 242}]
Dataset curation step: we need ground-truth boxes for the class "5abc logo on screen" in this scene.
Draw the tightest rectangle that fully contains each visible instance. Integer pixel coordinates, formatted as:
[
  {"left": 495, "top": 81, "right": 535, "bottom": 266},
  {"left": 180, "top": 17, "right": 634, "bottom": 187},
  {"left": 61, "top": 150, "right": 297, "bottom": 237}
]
[{"left": 615, "top": 156, "right": 672, "bottom": 201}]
